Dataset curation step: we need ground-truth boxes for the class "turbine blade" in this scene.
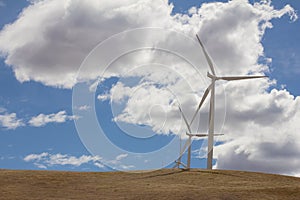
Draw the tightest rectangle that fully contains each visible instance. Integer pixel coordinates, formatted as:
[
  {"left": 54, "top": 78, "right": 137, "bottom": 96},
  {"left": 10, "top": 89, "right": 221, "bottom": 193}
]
[
  {"left": 219, "top": 75, "right": 267, "bottom": 81},
  {"left": 179, "top": 136, "right": 191, "bottom": 157},
  {"left": 178, "top": 106, "right": 192, "bottom": 133},
  {"left": 196, "top": 34, "right": 216, "bottom": 76},
  {"left": 190, "top": 83, "right": 212, "bottom": 126}
]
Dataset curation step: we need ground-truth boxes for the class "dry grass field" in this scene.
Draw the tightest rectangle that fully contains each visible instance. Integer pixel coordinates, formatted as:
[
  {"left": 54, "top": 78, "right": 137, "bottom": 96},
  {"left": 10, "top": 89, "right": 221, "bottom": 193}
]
[{"left": 0, "top": 168, "right": 299, "bottom": 200}]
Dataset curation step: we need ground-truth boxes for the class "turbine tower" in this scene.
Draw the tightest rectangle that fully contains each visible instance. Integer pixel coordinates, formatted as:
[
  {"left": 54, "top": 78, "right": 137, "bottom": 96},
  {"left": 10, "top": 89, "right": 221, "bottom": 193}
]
[{"left": 195, "top": 34, "right": 268, "bottom": 169}]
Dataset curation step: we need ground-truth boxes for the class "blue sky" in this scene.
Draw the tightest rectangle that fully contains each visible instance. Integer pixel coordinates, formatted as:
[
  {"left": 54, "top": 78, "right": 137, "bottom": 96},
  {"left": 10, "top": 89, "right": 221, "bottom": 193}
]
[{"left": 0, "top": 0, "right": 299, "bottom": 175}]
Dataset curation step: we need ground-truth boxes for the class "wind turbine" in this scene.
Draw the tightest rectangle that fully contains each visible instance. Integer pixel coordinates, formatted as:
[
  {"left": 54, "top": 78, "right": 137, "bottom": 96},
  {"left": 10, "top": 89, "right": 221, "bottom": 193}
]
[
  {"left": 174, "top": 106, "right": 207, "bottom": 169},
  {"left": 174, "top": 96, "right": 223, "bottom": 169},
  {"left": 195, "top": 34, "right": 268, "bottom": 169}
]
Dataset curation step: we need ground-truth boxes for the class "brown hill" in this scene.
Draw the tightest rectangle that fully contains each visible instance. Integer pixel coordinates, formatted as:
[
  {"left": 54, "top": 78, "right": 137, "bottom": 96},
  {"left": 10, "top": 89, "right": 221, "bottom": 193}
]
[{"left": 0, "top": 168, "right": 299, "bottom": 199}]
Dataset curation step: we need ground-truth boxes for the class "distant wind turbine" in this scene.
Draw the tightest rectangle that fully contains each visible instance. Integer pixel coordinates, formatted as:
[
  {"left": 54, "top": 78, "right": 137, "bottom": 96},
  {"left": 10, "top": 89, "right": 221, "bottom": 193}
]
[{"left": 175, "top": 106, "right": 222, "bottom": 169}]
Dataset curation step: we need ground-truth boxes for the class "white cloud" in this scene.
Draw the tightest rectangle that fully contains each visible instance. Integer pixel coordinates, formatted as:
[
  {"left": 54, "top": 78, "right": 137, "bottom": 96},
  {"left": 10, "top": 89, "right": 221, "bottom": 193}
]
[
  {"left": 0, "top": 0, "right": 175, "bottom": 88},
  {"left": 24, "top": 153, "right": 103, "bottom": 168},
  {"left": 0, "top": 109, "right": 78, "bottom": 130},
  {"left": 111, "top": 82, "right": 181, "bottom": 134},
  {"left": 0, "top": 112, "right": 25, "bottom": 130},
  {"left": 24, "top": 152, "right": 132, "bottom": 169},
  {"left": 94, "top": 162, "right": 105, "bottom": 169},
  {"left": 120, "top": 164, "right": 135, "bottom": 170},
  {"left": 46, "top": 154, "right": 102, "bottom": 166},
  {"left": 213, "top": 86, "right": 300, "bottom": 176},
  {"left": 115, "top": 153, "right": 128, "bottom": 161},
  {"left": 28, "top": 110, "right": 78, "bottom": 127},
  {"left": 107, "top": 153, "right": 130, "bottom": 165},
  {"left": 76, "top": 105, "right": 91, "bottom": 111},
  {"left": 24, "top": 152, "right": 49, "bottom": 162},
  {"left": 34, "top": 163, "right": 47, "bottom": 169},
  {"left": 188, "top": 7, "right": 197, "bottom": 15},
  {"left": 97, "top": 94, "right": 110, "bottom": 101}
]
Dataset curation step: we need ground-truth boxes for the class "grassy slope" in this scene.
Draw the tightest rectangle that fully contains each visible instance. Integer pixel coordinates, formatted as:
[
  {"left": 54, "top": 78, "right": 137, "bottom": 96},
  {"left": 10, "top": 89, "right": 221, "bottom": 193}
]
[{"left": 0, "top": 169, "right": 299, "bottom": 200}]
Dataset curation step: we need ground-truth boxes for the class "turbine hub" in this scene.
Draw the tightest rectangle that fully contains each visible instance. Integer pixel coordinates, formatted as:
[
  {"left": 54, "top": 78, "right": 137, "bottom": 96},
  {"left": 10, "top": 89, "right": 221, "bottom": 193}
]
[{"left": 207, "top": 71, "right": 216, "bottom": 80}]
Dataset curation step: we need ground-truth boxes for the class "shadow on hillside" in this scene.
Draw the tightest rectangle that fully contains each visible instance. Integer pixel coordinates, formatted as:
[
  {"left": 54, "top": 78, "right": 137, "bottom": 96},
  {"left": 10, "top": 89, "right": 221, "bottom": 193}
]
[
  {"left": 139, "top": 169, "right": 188, "bottom": 179},
  {"left": 139, "top": 169, "right": 249, "bottom": 180},
  {"left": 197, "top": 170, "right": 247, "bottom": 178}
]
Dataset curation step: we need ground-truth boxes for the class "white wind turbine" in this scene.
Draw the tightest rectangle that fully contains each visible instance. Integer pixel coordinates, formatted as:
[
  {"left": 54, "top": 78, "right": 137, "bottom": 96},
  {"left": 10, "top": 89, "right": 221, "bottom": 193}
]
[
  {"left": 175, "top": 96, "right": 223, "bottom": 169},
  {"left": 195, "top": 34, "right": 268, "bottom": 169}
]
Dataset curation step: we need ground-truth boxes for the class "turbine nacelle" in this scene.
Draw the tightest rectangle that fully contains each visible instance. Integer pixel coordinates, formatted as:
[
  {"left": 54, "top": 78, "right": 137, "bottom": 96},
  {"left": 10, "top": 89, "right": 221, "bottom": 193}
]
[
  {"left": 207, "top": 71, "right": 216, "bottom": 80},
  {"left": 186, "top": 132, "right": 224, "bottom": 137}
]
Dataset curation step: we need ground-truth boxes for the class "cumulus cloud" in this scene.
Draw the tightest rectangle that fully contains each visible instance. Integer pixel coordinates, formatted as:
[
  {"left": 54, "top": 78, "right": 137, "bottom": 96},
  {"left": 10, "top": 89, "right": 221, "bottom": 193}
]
[
  {"left": 213, "top": 85, "right": 300, "bottom": 176},
  {"left": 28, "top": 110, "right": 78, "bottom": 127},
  {"left": 110, "top": 82, "right": 182, "bottom": 134},
  {"left": 0, "top": 0, "right": 176, "bottom": 88},
  {"left": 0, "top": 112, "right": 25, "bottom": 130}
]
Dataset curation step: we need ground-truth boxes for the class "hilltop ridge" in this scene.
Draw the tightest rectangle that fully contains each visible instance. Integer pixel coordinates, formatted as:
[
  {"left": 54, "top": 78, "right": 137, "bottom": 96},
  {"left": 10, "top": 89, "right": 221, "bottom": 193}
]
[{"left": 1, "top": 168, "right": 299, "bottom": 199}]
